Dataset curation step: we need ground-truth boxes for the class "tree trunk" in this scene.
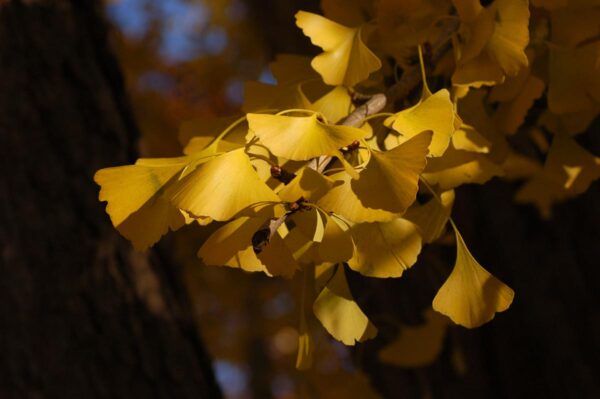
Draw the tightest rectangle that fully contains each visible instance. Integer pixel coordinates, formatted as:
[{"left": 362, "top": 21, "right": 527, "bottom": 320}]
[{"left": 0, "top": 1, "right": 221, "bottom": 398}]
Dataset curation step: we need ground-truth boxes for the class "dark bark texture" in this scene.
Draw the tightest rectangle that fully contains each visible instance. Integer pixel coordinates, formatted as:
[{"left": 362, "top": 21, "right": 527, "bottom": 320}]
[{"left": 0, "top": 1, "right": 221, "bottom": 398}]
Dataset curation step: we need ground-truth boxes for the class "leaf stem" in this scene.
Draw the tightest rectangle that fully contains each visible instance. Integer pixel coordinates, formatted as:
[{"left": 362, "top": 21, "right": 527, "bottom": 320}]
[{"left": 417, "top": 44, "right": 433, "bottom": 98}]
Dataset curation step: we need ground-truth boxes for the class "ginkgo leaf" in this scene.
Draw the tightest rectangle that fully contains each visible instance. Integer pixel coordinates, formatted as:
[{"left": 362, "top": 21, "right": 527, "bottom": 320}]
[
  {"left": 295, "top": 11, "right": 381, "bottom": 87},
  {"left": 385, "top": 89, "right": 455, "bottom": 157},
  {"left": 277, "top": 167, "right": 338, "bottom": 203},
  {"left": 544, "top": 133, "right": 600, "bottom": 195},
  {"left": 377, "top": 0, "right": 452, "bottom": 66},
  {"left": 247, "top": 113, "right": 368, "bottom": 161},
  {"left": 171, "top": 149, "right": 279, "bottom": 221},
  {"left": 310, "top": 86, "right": 354, "bottom": 124},
  {"left": 318, "top": 213, "right": 355, "bottom": 263},
  {"left": 422, "top": 143, "right": 504, "bottom": 190},
  {"left": 379, "top": 308, "right": 449, "bottom": 368},
  {"left": 198, "top": 214, "right": 298, "bottom": 277},
  {"left": 95, "top": 157, "right": 190, "bottom": 228},
  {"left": 348, "top": 218, "right": 422, "bottom": 278},
  {"left": 313, "top": 266, "right": 378, "bottom": 345},
  {"left": 257, "top": 230, "right": 300, "bottom": 278},
  {"left": 433, "top": 224, "right": 514, "bottom": 328},
  {"left": 317, "top": 172, "right": 400, "bottom": 223},
  {"left": 351, "top": 132, "right": 432, "bottom": 213},
  {"left": 198, "top": 216, "right": 267, "bottom": 273},
  {"left": 452, "top": 124, "right": 491, "bottom": 153},
  {"left": 486, "top": 0, "right": 530, "bottom": 76},
  {"left": 453, "top": 0, "right": 529, "bottom": 87},
  {"left": 490, "top": 68, "right": 545, "bottom": 135},
  {"left": 117, "top": 197, "right": 187, "bottom": 251},
  {"left": 404, "top": 190, "right": 455, "bottom": 243}
]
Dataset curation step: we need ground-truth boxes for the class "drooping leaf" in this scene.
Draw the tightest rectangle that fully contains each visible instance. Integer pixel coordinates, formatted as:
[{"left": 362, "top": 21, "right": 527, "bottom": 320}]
[
  {"left": 313, "top": 266, "right": 378, "bottom": 345},
  {"left": 318, "top": 213, "right": 355, "bottom": 263},
  {"left": 348, "top": 218, "right": 422, "bottom": 278},
  {"left": 433, "top": 224, "right": 514, "bottom": 328}
]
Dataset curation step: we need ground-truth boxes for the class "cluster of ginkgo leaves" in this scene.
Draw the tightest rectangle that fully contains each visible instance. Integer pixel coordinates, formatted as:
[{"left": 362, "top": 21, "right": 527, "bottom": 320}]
[{"left": 95, "top": 0, "right": 600, "bottom": 369}]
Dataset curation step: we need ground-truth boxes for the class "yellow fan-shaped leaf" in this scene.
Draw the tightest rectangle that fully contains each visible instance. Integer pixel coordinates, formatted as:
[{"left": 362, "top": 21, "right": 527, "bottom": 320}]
[
  {"left": 317, "top": 172, "right": 399, "bottom": 223},
  {"left": 277, "top": 167, "right": 338, "bottom": 203},
  {"left": 310, "top": 86, "right": 354, "bottom": 124},
  {"left": 545, "top": 133, "right": 600, "bottom": 195},
  {"left": 405, "top": 190, "right": 455, "bottom": 243},
  {"left": 351, "top": 132, "right": 432, "bottom": 213},
  {"left": 385, "top": 89, "right": 454, "bottom": 157},
  {"left": 117, "top": 197, "right": 187, "bottom": 251},
  {"left": 198, "top": 215, "right": 298, "bottom": 277},
  {"left": 198, "top": 216, "right": 267, "bottom": 273},
  {"left": 490, "top": 74, "right": 545, "bottom": 135},
  {"left": 486, "top": 0, "right": 530, "bottom": 76},
  {"left": 171, "top": 149, "right": 279, "bottom": 221},
  {"left": 295, "top": 11, "right": 381, "bottom": 87},
  {"left": 318, "top": 213, "right": 355, "bottom": 263},
  {"left": 451, "top": 124, "right": 491, "bottom": 153},
  {"left": 313, "top": 266, "right": 378, "bottom": 345},
  {"left": 379, "top": 308, "right": 449, "bottom": 368},
  {"left": 423, "top": 144, "right": 504, "bottom": 190},
  {"left": 453, "top": 0, "right": 529, "bottom": 87},
  {"left": 95, "top": 157, "right": 190, "bottom": 228},
  {"left": 348, "top": 218, "right": 422, "bottom": 278},
  {"left": 433, "top": 224, "right": 514, "bottom": 328},
  {"left": 247, "top": 113, "right": 368, "bottom": 161}
]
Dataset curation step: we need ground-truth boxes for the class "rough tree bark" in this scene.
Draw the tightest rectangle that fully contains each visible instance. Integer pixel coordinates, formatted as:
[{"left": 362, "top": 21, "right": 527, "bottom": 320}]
[{"left": 0, "top": 1, "right": 221, "bottom": 398}]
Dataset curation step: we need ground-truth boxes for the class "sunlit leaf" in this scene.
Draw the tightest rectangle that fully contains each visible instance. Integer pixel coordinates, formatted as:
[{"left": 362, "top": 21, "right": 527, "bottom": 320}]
[
  {"left": 423, "top": 143, "right": 504, "bottom": 190},
  {"left": 348, "top": 218, "right": 422, "bottom": 278},
  {"left": 295, "top": 11, "right": 381, "bottom": 87},
  {"left": 385, "top": 89, "right": 455, "bottom": 157},
  {"left": 352, "top": 132, "right": 432, "bottom": 213},
  {"left": 247, "top": 113, "right": 368, "bottom": 161},
  {"left": 317, "top": 172, "right": 400, "bottom": 223},
  {"left": 171, "top": 149, "right": 279, "bottom": 221},
  {"left": 277, "top": 167, "right": 338, "bottom": 203},
  {"left": 433, "top": 224, "right": 514, "bottom": 328},
  {"left": 313, "top": 266, "right": 378, "bottom": 345}
]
